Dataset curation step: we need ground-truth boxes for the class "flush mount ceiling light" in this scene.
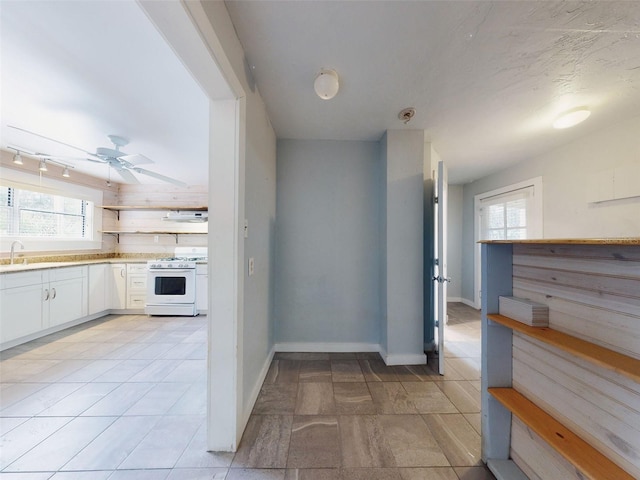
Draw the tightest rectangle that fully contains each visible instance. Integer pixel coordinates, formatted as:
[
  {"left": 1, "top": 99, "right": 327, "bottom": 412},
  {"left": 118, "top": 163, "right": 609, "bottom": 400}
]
[
  {"left": 553, "top": 107, "right": 591, "bottom": 129},
  {"left": 314, "top": 69, "right": 339, "bottom": 100},
  {"left": 39, "top": 159, "right": 48, "bottom": 172}
]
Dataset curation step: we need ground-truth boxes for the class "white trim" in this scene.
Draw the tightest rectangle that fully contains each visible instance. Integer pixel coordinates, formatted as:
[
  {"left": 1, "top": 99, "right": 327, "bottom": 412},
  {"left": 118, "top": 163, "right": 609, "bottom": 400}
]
[
  {"left": 473, "top": 177, "right": 543, "bottom": 308},
  {"left": 275, "top": 342, "right": 380, "bottom": 353},
  {"left": 383, "top": 353, "right": 428, "bottom": 366},
  {"left": 241, "top": 345, "right": 274, "bottom": 427},
  {"left": 447, "top": 296, "right": 463, "bottom": 303}
]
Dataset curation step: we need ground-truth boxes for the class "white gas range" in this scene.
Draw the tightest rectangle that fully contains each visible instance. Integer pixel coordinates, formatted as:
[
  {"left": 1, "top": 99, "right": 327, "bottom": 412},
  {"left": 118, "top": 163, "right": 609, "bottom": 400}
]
[{"left": 145, "top": 247, "right": 207, "bottom": 316}]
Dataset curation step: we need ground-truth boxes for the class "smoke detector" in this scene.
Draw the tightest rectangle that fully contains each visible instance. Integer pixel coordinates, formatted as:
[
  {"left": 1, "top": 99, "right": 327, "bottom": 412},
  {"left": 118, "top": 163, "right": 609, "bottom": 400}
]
[{"left": 399, "top": 107, "right": 416, "bottom": 124}]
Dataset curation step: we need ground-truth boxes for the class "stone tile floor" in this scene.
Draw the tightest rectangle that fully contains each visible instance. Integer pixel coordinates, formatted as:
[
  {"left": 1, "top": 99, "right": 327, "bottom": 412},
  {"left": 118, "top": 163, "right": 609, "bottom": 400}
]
[{"left": 0, "top": 304, "right": 494, "bottom": 479}]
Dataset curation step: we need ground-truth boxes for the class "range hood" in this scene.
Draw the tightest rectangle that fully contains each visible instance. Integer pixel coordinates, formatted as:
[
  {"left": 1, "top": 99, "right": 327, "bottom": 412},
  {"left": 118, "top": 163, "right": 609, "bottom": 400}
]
[{"left": 163, "top": 211, "right": 208, "bottom": 223}]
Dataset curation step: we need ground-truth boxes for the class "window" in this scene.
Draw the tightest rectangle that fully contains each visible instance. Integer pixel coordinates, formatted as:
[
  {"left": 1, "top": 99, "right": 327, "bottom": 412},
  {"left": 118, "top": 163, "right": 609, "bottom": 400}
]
[
  {"left": 0, "top": 186, "right": 93, "bottom": 239},
  {"left": 473, "top": 177, "right": 543, "bottom": 308},
  {"left": 479, "top": 186, "right": 532, "bottom": 241}
]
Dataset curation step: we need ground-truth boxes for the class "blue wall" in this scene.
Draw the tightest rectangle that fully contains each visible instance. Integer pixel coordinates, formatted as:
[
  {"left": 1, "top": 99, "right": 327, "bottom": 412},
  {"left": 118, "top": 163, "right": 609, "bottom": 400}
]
[{"left": 275, "top": 139, "right": 382, "bottom": 345}]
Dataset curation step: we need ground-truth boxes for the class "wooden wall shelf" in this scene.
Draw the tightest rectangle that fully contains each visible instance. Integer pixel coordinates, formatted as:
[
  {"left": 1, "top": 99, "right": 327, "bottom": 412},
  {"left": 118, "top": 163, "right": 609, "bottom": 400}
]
[
  {"left": 488, "top": 314, "right": 640, "bottom": 383},
  {"left": 481, "top": 241, "right": 640, "bottom": 480},
  {"left": 100, "top": 231, "right": 206, "bottom": 244},
  {"left": 489, "top": 388, "right": 634, "bottom": 480}
]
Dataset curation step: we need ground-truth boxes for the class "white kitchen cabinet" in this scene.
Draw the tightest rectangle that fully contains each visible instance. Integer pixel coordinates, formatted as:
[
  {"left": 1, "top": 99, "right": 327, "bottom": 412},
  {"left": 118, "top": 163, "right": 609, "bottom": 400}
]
[
  {"left": 45, "top": 267, "right": 88, "bottom": 328},
  {"left": 88, "top": 263, "right": 109, "bottom": 315},
  {"left": 126, "top": 263, "right": 147, "bottom": 309},
  {"left": 0, "top": 270, "right": 45, "bottom": 344},
  {"left": 196, "top": 264, "right": 208, "bottom": 313},
  {"left": 0, "top": 266, "right": 87, "bottom": 348},
  {"left": 110, "top": 264, "right": 127, "bottom": 310}
]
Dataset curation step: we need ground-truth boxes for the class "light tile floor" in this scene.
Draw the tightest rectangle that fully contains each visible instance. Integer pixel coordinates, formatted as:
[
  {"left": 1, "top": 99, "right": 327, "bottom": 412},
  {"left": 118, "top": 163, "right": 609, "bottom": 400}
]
[{"left": 0, "top": 304, "right": 493, "bottom": 480}]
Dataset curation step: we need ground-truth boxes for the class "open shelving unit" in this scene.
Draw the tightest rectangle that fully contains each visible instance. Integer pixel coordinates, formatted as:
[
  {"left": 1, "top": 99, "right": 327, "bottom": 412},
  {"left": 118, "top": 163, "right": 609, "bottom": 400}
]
[
  {"left": 99, "top": 205, "right": 208, "bottom": 242},
  {"left": 481, "top": 239, "right": 640, "bottom": 480}
]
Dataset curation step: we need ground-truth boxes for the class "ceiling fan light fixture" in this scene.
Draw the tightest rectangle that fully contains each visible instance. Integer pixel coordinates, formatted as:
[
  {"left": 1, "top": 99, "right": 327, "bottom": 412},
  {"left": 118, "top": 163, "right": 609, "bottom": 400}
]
[
  {"left": 13, "top": 151, "right": 23, "bottom": 165},
  {"left": 39, "top": 159, "right": 48, "bottom": 172},
  {"left": 314, "top": 69, "right": 339, "bottom": 100},
  {"left": 553, "top": 107, "right": 591, "bottom": 129}
]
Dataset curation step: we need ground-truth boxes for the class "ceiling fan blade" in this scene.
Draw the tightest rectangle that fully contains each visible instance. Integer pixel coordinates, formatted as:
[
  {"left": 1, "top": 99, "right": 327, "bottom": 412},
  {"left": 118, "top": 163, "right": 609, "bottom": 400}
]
[
  {"left": 113, "top": 167, "right": 140, "bottom": 184},
  {"left": 119, "top": 154, "right": 154, "bottom": 166},
  {"left": 8, "top": 125, "right": 98, "bottom": 157},
  {"left": 133, "top": 167, "right": 187, "bottom": 187}
]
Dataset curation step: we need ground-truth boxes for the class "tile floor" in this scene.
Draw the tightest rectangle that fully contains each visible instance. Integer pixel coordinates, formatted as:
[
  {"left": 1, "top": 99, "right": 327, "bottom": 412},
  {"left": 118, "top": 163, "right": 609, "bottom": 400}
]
[{"left": 0, "top": 303, "right": 494, "bottom": 480}]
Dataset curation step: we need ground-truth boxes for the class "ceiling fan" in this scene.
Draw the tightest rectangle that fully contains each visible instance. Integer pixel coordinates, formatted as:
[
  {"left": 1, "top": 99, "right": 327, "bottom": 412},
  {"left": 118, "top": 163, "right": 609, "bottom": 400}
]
[{"left": 8, "top": 125, "right": 187, "bottom": 187}]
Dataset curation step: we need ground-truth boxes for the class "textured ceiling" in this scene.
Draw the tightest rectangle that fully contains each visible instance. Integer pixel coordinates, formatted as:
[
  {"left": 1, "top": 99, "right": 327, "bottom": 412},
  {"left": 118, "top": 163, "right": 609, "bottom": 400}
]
[
  {"left": 225, "top": 0, "right": 640, "bottom": 183},
  {"left": 2, "top": 1, "right": 639, "bottom": 187}
]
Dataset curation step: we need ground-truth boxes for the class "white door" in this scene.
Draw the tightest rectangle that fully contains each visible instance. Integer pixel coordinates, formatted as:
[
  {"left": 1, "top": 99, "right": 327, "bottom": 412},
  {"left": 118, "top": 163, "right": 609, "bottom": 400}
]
[{"left": 434, "top": 161, "right": 449, "bottom": 375}]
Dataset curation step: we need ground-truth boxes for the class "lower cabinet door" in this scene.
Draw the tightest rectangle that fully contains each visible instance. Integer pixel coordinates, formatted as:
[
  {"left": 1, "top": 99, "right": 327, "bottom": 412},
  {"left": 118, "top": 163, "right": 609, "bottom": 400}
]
[
  {"left": 48, "top": 276, "right": 87, "bottom": 327},
  {"left": 0, "top": 284, "right": 44, "bottom": 344}
]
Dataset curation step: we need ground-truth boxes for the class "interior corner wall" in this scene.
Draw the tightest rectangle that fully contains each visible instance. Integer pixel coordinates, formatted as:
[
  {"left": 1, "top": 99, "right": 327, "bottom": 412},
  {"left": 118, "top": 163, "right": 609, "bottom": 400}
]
[
  {"left": 447, "top": 184, "right": 463, "bottom": 300},
  {"left": 461, "top": 114, "right": 640, "bottom": 303},
  {"left": 275, "top": 139, "right": 382, "bottom": 347},
  {"left": 422, "top": 143, "right": 435, "bottom": 350},
  {"left": 383, "top": 130, "right": 426, "bottom": 364},
  {"left": 379, "top": 134, "right": 388, "bottom": 352}
]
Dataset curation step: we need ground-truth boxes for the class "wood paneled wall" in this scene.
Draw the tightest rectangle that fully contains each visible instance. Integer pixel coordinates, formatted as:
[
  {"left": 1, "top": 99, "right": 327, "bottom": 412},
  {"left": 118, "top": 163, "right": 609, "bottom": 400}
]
[
  {"left": 114, "top": 184, "right": 208, "bottom": 255},
  {"left": 510, "top": 243, "right": 640, "bottom": 478}
]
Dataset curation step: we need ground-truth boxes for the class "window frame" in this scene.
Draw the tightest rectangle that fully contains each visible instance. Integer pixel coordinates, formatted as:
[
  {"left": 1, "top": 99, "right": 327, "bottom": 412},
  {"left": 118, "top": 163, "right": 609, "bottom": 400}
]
[
  {"left": 0, "top": 168, "right": 103, "bottom": 253},
  {"left": 473, "top": 177, "right": 543, "bottom": 308}
]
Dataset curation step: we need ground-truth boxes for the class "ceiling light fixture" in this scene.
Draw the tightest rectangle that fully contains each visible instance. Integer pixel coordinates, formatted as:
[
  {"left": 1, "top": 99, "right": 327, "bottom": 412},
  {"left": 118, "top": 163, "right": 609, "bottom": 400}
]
[
  {"left": 553, "top": 107, "right": 591, "bottom": 129},
  {"left": 62, "top": 166, "right": 71, "bottom": 178},
  {"left": 13, "top": 151, "right": 24, "bottom": 165},
  {"left": 39, "top": 159, "right": 48, "bottom": 172},
  {"left": 314, "top": 69, "right": 339, "bottom": 100}
]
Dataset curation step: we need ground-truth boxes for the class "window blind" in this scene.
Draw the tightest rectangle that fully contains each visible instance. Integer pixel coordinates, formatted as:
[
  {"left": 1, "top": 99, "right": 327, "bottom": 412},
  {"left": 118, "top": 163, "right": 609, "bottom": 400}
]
[{"left": 479, "top": 186, "right": 534, "bottom": 241}]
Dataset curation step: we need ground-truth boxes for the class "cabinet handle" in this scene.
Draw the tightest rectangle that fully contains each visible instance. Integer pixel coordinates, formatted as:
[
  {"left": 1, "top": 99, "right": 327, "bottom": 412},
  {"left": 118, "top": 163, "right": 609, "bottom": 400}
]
[
  {"left": 51, "top": 287, "right": 57, "bottom": 299},
  {"left": 44, "top": 288, "right": 50, "bottom": 301}
]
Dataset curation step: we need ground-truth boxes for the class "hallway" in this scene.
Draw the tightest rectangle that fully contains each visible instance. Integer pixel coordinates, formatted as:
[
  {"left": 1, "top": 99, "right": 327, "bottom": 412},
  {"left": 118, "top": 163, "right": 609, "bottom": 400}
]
[{"left": 0, "top": 304, "right": 492, "bottom": 479}]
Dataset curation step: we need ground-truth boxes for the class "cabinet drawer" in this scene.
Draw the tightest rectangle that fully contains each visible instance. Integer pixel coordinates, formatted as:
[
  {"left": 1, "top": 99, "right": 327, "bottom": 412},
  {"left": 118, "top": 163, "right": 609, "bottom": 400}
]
[
  {"left": 50, "top": 266, "right": 87, "bottom": 282},
  {"left": 0, "top": 270, "right": 43, "bottom": 290},
  {"left": 127, "top": 294, "right": 146, "bottom": 309},
  {"left": 127, "top": 264, "right": 148, "bottom": 274},
  {"left": 127, "top": 275, "right": 147, "bottom": 291}
]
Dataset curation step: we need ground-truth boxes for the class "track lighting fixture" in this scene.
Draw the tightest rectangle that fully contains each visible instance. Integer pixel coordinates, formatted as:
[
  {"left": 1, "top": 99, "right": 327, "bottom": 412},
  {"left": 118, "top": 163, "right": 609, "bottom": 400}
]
[
  {"left": 13, "top": 151, "right": 23, "bottom": 165},
  {"left": 39, "top": 159, "right": 48, "bottom": 172},
  {"left": 62, "top": 166, "right": 70, "bottom": 178}
]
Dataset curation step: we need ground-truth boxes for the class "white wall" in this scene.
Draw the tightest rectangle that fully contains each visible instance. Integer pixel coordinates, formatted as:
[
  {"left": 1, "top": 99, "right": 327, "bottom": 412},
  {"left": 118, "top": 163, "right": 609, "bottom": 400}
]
[
  {"left": 447, "top": 184, "right": 463, "bottom": 301},
  {"left": 461, "top": 114, "right": 640, "bottom": 302},
  {"left": 275, "top": 139, "right": 381, "bottom": 347}
]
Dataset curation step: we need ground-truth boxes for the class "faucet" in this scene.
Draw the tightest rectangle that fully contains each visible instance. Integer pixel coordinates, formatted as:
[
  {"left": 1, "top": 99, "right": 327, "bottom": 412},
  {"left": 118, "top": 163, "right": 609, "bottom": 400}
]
[{"left": 10, "top": 240, "right": 24, "bottom": 265}]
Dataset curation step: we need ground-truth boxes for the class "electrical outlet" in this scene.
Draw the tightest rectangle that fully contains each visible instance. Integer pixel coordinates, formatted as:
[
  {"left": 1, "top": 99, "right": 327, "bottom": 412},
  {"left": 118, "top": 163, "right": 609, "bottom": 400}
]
[{"left": 248, "top": 257, "right": 255, "bottom": 276}]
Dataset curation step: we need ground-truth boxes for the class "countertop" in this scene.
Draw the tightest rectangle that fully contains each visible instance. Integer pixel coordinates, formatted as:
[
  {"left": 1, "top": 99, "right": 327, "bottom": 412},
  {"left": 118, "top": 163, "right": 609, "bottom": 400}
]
[{"left": 0, "top": 257, "right": 207, "bottom": 274}]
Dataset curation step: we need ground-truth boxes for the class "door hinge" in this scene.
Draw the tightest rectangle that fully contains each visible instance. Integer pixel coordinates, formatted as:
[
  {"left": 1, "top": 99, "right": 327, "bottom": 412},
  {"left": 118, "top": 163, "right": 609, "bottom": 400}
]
[
  {"left": 434, "top": 258, "right": 439, "bottom": 266},
  {"left": 434, "top": 196, "right": 439, "bottom": 204}
]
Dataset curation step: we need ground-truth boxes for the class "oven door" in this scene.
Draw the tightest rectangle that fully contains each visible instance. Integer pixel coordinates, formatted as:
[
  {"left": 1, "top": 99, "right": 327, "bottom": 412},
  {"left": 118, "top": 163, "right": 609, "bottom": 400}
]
[{"left": 146, "top": 268, "right": 196, "bottom": 304}]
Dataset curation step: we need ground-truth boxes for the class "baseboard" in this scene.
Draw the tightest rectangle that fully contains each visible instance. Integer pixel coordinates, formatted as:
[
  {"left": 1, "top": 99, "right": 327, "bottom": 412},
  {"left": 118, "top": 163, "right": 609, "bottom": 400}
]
[
  {"left": 460, "top": 297, "right": 480, "bottom": 309},
  {"left": 274, "top": 342, "right": 380, "bottom": 353},
  {"left": 447, "top": 296, "right": 463, "bottom": 303},
  {"left": 242, "top": 345, "right": 275, "bottom": 427},
  {"left": 382, "top": 352, "right": 427, "bottom": 366}
]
